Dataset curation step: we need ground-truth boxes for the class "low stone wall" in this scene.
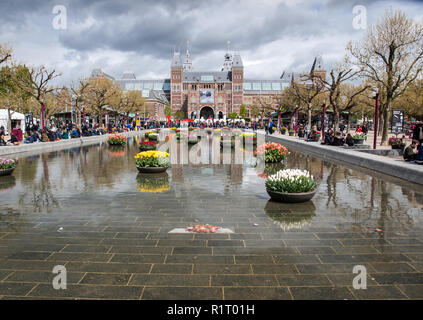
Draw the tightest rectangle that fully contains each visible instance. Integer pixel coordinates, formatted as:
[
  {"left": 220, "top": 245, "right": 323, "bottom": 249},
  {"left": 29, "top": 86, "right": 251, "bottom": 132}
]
[
  {"left": 266, "top": 133, "right": 423, "bottom": 186},
  {"left": 0, "top": 131, "right": 143, "bottom": 158}
]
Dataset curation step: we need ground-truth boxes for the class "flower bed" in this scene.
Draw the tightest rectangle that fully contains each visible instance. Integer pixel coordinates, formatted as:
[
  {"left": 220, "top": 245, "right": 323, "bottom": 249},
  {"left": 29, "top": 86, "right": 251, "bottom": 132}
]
[
  {"left": 266, "top": 169, "right": 317, "bottom": 194},
  {"left": 145, "top": 130, "right": 157, "bottom": 134},
  {"left": 187, "top": 224, "right": 221, "bottom": 233},
  {"left": 139, "top": 141, "right": 158, "bottom": 151},
  {"left": 255, "top": 143, "right": 289, "bottom": 163},
  {"left": 107, "top": 134, "right": 127, "bottom": 146},
  {"left": 134, "top": 151, "right": 170, "bottom": 168}
]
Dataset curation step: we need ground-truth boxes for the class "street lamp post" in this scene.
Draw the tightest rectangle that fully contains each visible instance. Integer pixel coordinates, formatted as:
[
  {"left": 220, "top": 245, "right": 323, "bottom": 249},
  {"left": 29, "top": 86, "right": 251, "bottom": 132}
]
[
  {"left": 373, "top": 92, "right": 379, "bottom": 150},
  {"left": 40, "top": 100, "right": 45, "bottom": 130}
]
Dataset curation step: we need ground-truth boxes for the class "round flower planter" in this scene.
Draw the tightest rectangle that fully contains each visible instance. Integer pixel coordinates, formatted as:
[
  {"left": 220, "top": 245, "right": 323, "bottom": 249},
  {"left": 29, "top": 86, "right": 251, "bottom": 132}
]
[
  {"left": 353, "top": 138, "right": 364, "bottom": 145},
  {"left": 0, "top": 167, "right": 15, "bottom": 177},
  {"left": 289, "top": 132, "right": 295, "bottom": 136},
  {"left": 136, "top": 166, "right": 169, "bottom": 173},
  {"left": 266, "top": 188, "right": 317, "bottom": 203}
]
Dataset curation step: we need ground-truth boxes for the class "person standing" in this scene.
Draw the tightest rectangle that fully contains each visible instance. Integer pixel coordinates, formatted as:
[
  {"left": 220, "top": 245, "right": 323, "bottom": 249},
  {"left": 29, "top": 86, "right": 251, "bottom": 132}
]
[{"left": 412, "top": 122, "right": 423, "bottom": 144}]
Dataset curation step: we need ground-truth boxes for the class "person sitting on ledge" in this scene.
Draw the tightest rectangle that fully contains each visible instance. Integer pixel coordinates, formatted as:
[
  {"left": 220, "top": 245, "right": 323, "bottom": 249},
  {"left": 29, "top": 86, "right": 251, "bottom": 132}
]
[
  {"left": 404, "top": 140, "right": 418, "bottom": 162},
  {"left": 345, "top": 133, "right": 354, "bottom": 147},
  {"left": 415, "top": 142, "right": 423, "bottom": 164}
]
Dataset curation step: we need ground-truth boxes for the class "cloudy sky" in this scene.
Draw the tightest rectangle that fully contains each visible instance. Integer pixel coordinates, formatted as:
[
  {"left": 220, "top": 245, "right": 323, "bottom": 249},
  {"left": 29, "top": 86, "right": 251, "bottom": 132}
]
[{"left": 1, "top": 0, "right": 422, "bottom": 86}]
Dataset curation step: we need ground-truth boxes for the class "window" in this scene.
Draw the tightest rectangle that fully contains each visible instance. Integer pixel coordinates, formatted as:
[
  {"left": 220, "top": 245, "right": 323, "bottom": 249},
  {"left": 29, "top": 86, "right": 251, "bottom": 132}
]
[
  {"left": 183, "top": 83, "right": 189, "bottom": 90},
  {"left": 218, "top": 84, "right": 224, "bottom": 91},
  {"left": 243, "top": 82, "right": 252, "bottom": 90},
  {"left": 262, "top": 83, "right": 271, "bottom": 90},
  {"left": 272, "top": 83, "right": 281, "bottom": 90},
  {"left": 173, "top": 85, "right": 180, "bottom": 92},
  {"left": 252, "top": 82, "right": 261, "bottom": 90},
  {"left": 191, "top": 84, "right": 197, "bottom": 91},
  {"left": 235, "top": 85, "right": 242, "bottom": 92},
  {"left": 201, "top": 75, "right": 214, "bottom": 82},
  {"left": 125, "top": 83, "right": 135, "bottom": 90}
]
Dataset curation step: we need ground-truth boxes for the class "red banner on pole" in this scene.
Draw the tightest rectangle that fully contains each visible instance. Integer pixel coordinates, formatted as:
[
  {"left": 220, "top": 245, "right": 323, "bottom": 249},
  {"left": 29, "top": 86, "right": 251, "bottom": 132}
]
[{"left": 167, "top": 116, "right": 171, "bottom": 125}]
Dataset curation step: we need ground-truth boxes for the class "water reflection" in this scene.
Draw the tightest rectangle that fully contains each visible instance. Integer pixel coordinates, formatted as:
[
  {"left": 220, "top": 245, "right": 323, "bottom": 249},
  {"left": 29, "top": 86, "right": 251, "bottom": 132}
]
[
  {"left": 0, "top": 132, "right": 421, "bottom": 235},
  {"left": 264, "top": 200, "right": 316, "bottom": 230},
  {"left": 136, "top": 172, "right": 170, "bottom": 193}
]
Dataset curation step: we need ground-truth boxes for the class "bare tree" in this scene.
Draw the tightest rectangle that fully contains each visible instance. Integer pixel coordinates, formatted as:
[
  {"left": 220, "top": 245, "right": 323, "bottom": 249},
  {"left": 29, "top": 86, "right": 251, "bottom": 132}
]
[
  {"left": 314, "top": 64, "right": 370, "bottom": 131},
  {"left": 347, "top": 8, "right": 423, "bottom": 144},
  {"left": 0, "top": 43, "right": 12, "bottom": 65},
  {"left": 291, "top": 74, "right": 325, "bottom": 130},
  {"left": 14, "top": 65, "right": 61, "bottom": 129}
]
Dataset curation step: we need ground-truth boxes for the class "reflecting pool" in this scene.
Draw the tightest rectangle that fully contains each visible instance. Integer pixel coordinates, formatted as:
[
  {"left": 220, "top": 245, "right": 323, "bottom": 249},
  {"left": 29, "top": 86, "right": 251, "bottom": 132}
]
[{"left": 0, "top": 133, "right": 422, "bottom": 300}]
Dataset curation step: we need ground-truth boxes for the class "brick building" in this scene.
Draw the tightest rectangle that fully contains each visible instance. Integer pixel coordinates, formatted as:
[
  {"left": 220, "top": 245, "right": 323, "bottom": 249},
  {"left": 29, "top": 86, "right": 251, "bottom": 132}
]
[{"left": 94, "top": 42, "right": 326, "bottom": 121}]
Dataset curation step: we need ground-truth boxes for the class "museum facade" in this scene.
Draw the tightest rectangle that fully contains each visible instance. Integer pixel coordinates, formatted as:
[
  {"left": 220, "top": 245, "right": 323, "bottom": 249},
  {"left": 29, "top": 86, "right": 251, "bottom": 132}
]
[{"left": 92, "top": 43, "right": 325, "bottom": 121}]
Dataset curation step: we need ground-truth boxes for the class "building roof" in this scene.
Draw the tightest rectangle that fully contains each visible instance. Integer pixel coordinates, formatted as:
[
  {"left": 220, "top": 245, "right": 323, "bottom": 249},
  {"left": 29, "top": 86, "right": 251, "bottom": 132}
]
[
  {"left": 90, "top": 68, "right": 115, "bottom": 80},
  {"left": 232, "top": 53, "right": 243, "bottom": 68},
  {"left": 182, "top": 71, "right": 232, "bottom": 83},
  {"left": 121, "top": 71, "right": 136, "bottom": 80},
  {"left": 171, "top": 52, "right": 183, "bottom": 68}
]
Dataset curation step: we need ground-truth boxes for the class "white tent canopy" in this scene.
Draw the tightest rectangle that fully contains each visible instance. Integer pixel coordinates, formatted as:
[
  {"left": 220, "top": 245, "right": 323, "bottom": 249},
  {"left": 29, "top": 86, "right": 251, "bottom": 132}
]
[{"left": 0, "top": 109, "right": 26, "bottom": 134}]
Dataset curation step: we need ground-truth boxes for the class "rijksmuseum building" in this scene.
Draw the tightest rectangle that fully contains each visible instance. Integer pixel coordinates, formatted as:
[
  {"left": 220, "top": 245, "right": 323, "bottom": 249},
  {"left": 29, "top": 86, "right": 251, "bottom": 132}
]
[{"left": 91, "top": 42, "right": 326, "bottom": 121}]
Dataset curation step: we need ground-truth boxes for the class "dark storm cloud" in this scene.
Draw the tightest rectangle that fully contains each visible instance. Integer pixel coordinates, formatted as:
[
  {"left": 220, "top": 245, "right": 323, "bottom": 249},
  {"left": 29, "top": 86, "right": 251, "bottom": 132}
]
[
  {"left": 54, "top": 0, "right": 364, "bottom": 60},
  {"left": 1, "top": 0, "right": 422, "bottom": 84}
]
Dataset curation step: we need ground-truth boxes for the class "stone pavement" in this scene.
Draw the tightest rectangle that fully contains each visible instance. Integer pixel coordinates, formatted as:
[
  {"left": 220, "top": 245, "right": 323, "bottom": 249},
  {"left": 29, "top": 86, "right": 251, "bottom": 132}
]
[{"left": 0, "top": 130, "right": 422, "bottom": 300}]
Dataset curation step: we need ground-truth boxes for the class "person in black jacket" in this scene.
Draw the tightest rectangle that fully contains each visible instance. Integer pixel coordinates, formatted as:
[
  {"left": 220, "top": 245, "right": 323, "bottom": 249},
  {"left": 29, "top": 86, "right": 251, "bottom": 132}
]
[{"left": 413, "top": 122, "right": 423, "bottom": 143}]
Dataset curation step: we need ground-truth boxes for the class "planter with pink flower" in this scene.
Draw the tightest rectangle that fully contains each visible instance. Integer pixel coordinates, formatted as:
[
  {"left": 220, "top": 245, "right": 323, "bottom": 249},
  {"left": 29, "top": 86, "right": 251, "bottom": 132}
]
[
  {"left": 255, "top": 142, "right": 289, "bottom": 163},
  {"left": 0, "top": 158, "right": 17, "bottom": 176}
]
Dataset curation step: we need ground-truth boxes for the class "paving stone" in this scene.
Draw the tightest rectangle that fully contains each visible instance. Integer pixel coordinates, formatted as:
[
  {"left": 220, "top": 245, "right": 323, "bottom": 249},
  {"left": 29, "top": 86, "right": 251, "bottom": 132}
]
[
  {"left": 47, "top": 252, "right": 112, "bottom": 262},
  {"left": 172, "top": 247, "right": 212, "bottom": 255},
  {"left": 151, "top": 264, "right": 193, "bottom": 274},
  {"left": 252, "top": 264, "right": 298, "bottom": 275},
  {"left": 28, "top": 284, "right": 143, "bottom": 299},
  {"left": 109, "top": 246, "right": 172, "bottom": 254},
  {"left": 277, "top": 275, "right": 331, "bottom": 287},
  {"left": 65, "top": 262, "right": 151, "bottom": 274},
  {"left": 396, "top": 284, "right": 423, "bottom": 298},
  {"left": 0, "top": 283, "right": 37, "bottom": 296},
  {"left": 371, "top": 273, "right": 423, "bottom": 285},
  {"left": 290, "top": 286, "right": 355, "bottom": 300},
  {"left": 141, "top": 287, "right": 222, "bottom": 300},
  {"left": 61, "top": 245, "right": 111, "bottom": 253},
  {"left": 193, "top": 264, "right": 252, "bottom": 275},
  {"left": 212, "top": 275, "right": 278, "bottom": 286},
  {"left": 224, "top": 287, "right": 291, "bottom": 300},
  {"left": 370, "top": 262, "right": 417, "bottom": 273},
  {"left": 79, "top": 273, "right": 132, "bottom": 285},
  {"left": 110, "top": 254, "right": 166, "bottom": 264},
  {"left": 4, "top": 271, "right": 85, "bottom": 284},
  {"left": 130, "top": 274, "right": 209, "bottom": 286},
  {"left": 351, "top": 285, "right": 407, "bottom": 299},
  {"left": 165, "top": 255, "right": 234, "bottom": 264}
]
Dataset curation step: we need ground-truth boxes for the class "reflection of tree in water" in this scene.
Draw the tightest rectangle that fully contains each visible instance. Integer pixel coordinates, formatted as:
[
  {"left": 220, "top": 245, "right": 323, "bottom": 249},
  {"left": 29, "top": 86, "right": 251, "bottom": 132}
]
[
  {"left": 326, "top": 165, "right": 338, "bottom": 208},
  {"left": 18, "top": 153, "right": 59, "bottom": 213}
]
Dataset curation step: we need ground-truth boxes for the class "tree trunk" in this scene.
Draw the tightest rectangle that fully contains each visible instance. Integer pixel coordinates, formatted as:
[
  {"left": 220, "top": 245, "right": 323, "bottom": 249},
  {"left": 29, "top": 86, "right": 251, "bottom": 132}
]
[
  {"left": 347, "top": 113, "right": 352, "bottom": 133},
  {"left": 307, "top": 103, "right": 312, "bottom": 130},
  {"left": 333, "top": 110, "right": 340, "bottom": 133},
  {"left": 381, "top": 99, "right": 391, "bottom": 145}
]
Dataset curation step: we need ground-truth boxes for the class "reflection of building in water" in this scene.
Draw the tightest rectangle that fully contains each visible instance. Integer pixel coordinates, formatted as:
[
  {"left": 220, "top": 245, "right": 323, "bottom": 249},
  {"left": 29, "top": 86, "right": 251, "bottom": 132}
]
[
  {"left": 230, "top": 164, "right": 243, "bottom": 184},
  {"left": 171, "top": 165, "right": 184, "bottom": 183}
]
